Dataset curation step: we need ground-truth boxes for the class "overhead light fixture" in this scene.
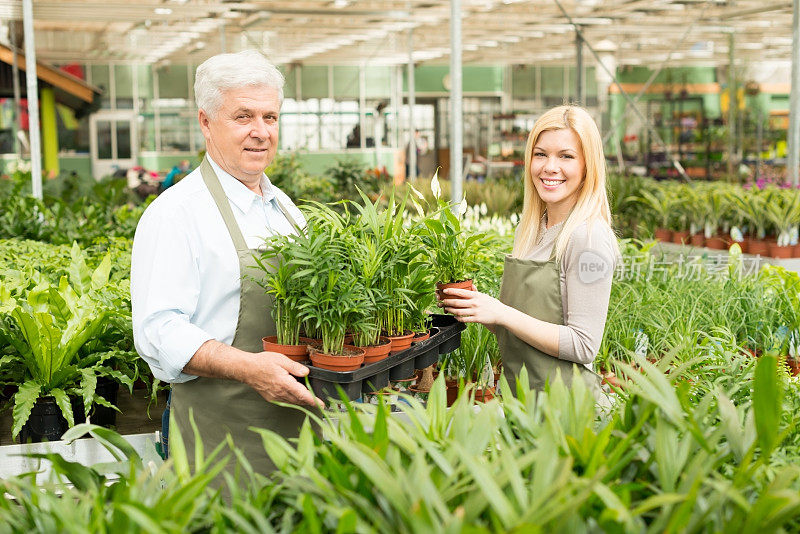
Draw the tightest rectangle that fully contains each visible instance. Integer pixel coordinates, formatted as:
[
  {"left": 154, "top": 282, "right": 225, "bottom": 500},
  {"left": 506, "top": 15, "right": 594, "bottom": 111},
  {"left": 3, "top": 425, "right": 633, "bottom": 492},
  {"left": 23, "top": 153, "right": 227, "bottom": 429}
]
[
  {"left": 154, "top": 7, "right": 172, "bottom": 15},
  {"left": 333, "top": 0, "right": 349, "bottom": 7}
]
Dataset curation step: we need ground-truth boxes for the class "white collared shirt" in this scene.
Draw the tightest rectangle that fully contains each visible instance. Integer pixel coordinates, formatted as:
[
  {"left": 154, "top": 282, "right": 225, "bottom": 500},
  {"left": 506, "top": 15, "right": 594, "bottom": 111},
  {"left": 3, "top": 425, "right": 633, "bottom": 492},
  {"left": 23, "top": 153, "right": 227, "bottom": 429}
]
[{"left": 131, "top": 156, "right": 305, "bottom": 383}]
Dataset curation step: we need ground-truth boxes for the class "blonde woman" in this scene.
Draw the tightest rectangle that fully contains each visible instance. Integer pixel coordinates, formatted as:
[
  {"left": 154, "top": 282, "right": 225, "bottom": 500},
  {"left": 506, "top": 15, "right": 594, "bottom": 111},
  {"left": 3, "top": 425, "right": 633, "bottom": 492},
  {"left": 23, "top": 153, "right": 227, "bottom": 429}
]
[{"left": 440, "top": 105, "right": 619, "bottom": 394}]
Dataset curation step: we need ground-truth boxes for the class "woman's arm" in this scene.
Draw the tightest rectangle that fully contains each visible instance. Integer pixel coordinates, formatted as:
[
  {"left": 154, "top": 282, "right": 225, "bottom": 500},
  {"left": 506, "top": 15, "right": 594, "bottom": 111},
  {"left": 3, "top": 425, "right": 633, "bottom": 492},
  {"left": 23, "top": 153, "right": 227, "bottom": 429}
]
[{"left": 439, "top": 289, "right": 561, "bottom": 357}]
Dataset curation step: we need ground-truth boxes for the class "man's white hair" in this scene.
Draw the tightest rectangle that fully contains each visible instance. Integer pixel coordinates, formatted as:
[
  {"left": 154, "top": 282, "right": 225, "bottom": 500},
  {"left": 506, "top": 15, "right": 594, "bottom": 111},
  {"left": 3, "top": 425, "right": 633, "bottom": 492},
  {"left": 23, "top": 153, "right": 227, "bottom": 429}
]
[{"left": 194, "top": 49, "right": 285, "bottom": 118}]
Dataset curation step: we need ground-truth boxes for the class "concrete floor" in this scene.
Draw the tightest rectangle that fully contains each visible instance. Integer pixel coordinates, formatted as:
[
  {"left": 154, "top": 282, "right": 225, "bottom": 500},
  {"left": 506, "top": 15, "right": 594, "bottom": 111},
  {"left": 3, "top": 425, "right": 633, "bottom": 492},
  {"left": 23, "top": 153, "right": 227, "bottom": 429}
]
[{"left": 0, "top": 387, "right": 167, "bottom": 445}]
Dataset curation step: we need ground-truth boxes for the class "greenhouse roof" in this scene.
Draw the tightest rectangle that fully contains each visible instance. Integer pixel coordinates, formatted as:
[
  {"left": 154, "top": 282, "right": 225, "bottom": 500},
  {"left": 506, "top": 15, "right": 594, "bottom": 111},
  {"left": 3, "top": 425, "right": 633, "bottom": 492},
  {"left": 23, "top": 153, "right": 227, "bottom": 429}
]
[{"left": 0, "top": 0, "right": 793, "bottom": 69}]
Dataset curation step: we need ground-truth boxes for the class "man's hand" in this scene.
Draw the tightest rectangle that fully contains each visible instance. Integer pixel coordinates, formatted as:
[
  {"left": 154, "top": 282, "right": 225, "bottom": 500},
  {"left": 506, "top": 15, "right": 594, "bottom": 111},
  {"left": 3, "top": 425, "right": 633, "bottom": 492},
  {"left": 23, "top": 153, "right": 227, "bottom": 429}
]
[
  {"left": 244, "top": 352, "right": 324, "bottom": 408},
  {"left": 183, "top": 340, "right": 324, "bottom": 408}
]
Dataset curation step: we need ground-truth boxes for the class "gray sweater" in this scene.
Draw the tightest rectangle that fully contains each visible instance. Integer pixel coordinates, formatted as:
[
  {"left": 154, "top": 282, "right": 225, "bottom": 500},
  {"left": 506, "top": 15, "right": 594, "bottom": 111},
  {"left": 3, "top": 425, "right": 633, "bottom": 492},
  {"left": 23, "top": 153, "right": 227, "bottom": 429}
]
[{"left": 523, "top": 218, "right": 617, "bottom": 368}]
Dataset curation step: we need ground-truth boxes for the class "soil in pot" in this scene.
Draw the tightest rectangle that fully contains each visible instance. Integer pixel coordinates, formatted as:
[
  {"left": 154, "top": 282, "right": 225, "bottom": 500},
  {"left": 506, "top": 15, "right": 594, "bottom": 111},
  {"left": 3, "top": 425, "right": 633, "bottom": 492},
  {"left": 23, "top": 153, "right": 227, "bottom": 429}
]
[
  {"left": 20, "top": 395, "right": 86, "bottom": 443},
  {"left": 654, "top": 228, "right": 672, "bottom": 242},
  {"left": 262, "top": 336, "right": 310, "bottom": 362},
  {"left": 412, "top": 330, "right": 431, "bottom": 343},
  {"left": 436, "top": 279, "right": 474, "bottom": 302},
  {"left": 309, "top": 346, "right": 365, "bottom": 372},
  {"left": 90, "top": 377, "right": 120, "bottom": 428},
  {"left": 671, "top": 231, "right": 689, "bottom": 245},
  {"left": 386, "top": 330, "right": 414, "bottom": 353}
]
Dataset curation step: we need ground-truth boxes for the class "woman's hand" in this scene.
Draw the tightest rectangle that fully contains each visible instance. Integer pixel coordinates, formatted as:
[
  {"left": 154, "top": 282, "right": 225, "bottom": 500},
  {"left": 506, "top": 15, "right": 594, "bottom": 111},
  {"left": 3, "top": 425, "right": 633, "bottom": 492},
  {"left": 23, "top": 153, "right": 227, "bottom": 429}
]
[{"left": 437, "top": 287, "right": 508, "bottom": 327}]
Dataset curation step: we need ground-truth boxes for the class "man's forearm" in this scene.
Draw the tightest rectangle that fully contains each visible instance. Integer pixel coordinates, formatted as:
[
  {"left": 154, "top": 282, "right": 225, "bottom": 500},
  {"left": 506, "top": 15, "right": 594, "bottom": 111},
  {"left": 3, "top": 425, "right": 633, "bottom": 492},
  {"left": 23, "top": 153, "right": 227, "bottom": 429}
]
[{"left": 182, "top": 339, "right": 256, "bottom": 384}]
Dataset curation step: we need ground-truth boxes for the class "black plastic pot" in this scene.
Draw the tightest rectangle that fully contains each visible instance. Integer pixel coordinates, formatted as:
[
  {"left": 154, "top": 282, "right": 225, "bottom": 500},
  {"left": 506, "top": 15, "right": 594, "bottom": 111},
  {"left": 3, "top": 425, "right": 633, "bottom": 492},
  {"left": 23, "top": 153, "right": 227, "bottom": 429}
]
[
  {"left": 90, "top": 377, "right": 120, "bottom": 428},
  {"left": 19, "top": 395, "right": 86, "bottom": 443},
  {"left": 306, "top": 315, "right": 465, "bottom": 401}
]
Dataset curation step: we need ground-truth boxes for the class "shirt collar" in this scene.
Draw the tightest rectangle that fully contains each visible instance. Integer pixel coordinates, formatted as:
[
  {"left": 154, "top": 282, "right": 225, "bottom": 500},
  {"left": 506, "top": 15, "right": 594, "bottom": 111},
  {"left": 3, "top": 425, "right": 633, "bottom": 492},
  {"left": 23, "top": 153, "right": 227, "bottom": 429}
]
[{"left": 206, "top": 155, "right": 277, "bottom": 214}]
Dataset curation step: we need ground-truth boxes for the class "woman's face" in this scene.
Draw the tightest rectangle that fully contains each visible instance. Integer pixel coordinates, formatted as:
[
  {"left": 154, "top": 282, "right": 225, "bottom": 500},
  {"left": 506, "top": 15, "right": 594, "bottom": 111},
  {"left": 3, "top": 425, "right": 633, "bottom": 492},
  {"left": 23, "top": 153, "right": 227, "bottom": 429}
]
[{"left": 530, "top": 128, "right": 586, "bottom": 222}]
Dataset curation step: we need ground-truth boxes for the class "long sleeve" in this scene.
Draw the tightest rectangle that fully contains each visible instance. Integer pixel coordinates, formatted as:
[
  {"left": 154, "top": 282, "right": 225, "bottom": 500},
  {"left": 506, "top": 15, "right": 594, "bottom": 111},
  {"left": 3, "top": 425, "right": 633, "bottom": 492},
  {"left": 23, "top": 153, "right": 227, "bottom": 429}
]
[
  {"left": 131, "top": 205, "right": 214, "bottom": 383},
  {"left": 557, "top": 221, "right": 618, "bottom": 365}
]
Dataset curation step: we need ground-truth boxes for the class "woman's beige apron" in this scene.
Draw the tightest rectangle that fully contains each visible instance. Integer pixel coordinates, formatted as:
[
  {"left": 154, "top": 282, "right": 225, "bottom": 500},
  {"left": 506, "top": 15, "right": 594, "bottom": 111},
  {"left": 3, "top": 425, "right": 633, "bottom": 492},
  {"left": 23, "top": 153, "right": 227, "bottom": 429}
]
[
  {"left": 496, "top": 254, "right": 604, "bottom": 397},
  {"left": 170, "top": 157, "right": 308, "bottom": 481}
]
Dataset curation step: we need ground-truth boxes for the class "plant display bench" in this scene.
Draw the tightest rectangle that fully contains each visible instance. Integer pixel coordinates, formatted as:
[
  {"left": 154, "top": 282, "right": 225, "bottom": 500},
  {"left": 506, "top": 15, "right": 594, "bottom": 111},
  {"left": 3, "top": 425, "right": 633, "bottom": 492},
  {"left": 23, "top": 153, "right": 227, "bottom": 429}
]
[
  {"left": 0, "top": 431, "right": 162, "bottom": 482},
  {"left": 306, "top": 314, "right": 466, "bottom": 401}
]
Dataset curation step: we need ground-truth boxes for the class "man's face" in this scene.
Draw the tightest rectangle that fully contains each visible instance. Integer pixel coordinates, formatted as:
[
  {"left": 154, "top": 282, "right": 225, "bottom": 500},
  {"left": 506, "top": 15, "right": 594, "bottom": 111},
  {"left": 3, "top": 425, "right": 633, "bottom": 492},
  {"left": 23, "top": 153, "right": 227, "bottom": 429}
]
[{"left": 199, "top": 85, "right": 280, "bottom": 186}]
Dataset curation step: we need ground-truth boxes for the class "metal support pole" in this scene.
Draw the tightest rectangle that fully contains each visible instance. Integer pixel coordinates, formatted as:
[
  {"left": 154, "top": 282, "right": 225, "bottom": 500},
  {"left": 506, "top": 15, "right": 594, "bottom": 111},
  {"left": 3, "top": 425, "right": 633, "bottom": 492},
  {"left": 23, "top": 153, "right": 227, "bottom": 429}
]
[
  {"left": 575, "top": 27, "right": 583, "bottom": 104},
  {"left": 756, "top": 110, "right": 763, "bottom": 180},
  {"left": 23, "top": 0, "right": 42, "bottom": 199},
  {"left": 727, "top": 32, "right": 736, "bottom": 181},
  {"left": 789, "top": 0, "right": 800, "bottom": 185},
  {"left": 11, "top": 38, "right": 21, "bottom": 158},
  {"left": 450, "top": 0, "right": 463, "bottom": 204},
  {"left": 219, "top": 23, "right": 226, "bottom": 53},
  {"left": 407, "top": 28, "right": 417, "bottom": 180}
]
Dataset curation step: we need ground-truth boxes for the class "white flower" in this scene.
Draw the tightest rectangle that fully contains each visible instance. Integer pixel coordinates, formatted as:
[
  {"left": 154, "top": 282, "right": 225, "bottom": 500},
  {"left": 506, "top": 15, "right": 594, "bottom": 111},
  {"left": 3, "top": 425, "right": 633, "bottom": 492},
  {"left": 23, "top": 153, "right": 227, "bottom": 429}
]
[
  {"left": 430, "top": 169, "right": 441, "bottom": 200},
  {"left": 409, "top": 183, "right": 426, "bottom": 202},
  {"left": 480, "top": 203, "right": 488, "bottom": 216},
  {"left": 457, "top": 197, "right": 468, "bottom": 217},
  {"left": 412, "top": 198, "right": 425, "bottom": 218}
]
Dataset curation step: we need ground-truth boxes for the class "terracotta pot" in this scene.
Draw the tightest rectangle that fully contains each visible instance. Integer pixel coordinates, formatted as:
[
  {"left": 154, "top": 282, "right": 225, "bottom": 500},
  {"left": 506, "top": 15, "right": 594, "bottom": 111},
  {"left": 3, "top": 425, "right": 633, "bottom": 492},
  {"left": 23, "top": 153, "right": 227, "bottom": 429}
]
[
  {"left": 654, "top": 228, "right": 672, "bottom": 242},
  {"left": 704, "top": 236, "right": 727, "bottom": 250},
  {"left": 412, "top": 330, "right": 431, "bottom": 343},
  {"left": 474, "top": 387, "right": 495, "bottom": 403},
  {"left": 360, "top": 337, "right": 392, "bottom": 364},
  {"left": 689, "top": 233, "right": 705, "bottom": 247},
  {"left": 386, "top": 330, "right": 414, "bottom": 353},
  {"left": 309, "top": 346, "right": 365, "bottom": 372},
  {"left": 602, "top": 372, "right": 624, "bottom": 390},
  {"left": 262, "top": 336, "right": 310, "bottom": 362},
  {"left": 671, "top": 230, "right": 690, "bottom": 245},
  {"left": 768, "top": 242, "right": 793, "bottom": 259},
  {"left": 747, "top": 239, "right": 769, "bottom": 257},
  {"left": 794, "top": 243, "right": 800, "bottom": 258},
  {"left": 436, "top": 279, "right": 474, "bottom": 301},
  {"left": 787, "top": 359, "right": 800, "bottom": 376},
  {"left": 445, "top": 379, "right": 459, "bottom": 407}
]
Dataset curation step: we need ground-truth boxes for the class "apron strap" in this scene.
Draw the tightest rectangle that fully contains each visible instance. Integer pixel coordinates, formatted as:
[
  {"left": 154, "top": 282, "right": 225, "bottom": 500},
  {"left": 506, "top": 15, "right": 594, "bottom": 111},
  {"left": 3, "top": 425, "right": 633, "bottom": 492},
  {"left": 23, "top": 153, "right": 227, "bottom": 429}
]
[
  {"left": 273, "top": 196, "right": 305, "bottom": 235},
  {"left": 199, "top": 157, "right": 248, "bottom": 252}
]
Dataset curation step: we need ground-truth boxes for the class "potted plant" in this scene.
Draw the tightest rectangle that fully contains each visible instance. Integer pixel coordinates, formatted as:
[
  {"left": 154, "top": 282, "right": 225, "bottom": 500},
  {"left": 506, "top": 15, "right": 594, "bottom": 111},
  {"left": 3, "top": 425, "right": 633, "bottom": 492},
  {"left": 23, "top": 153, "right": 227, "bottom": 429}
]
[
  {"left": 0, "top": 247, "right": 126, "bottom": 442},
  {"left": 420, "top": 171, "right": 485, "bottom": 303},
  {"left": 254, "top": 248, "right": 310, "bottom": 362},
  {"left": 635, "top": 185, "right": 679, "bottom": 242},
  {"left": 729, "top": 188, "right": 769, "bottom": 256},
  {"left": 763, "top": 188, "right": 800, "bottom": 259}
]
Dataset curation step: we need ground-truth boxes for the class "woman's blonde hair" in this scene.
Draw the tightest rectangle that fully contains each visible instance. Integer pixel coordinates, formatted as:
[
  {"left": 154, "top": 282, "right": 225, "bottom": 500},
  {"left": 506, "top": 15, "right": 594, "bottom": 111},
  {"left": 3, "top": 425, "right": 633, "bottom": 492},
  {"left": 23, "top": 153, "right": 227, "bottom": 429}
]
[{"left": 512, "top": 105, "right": 614, "bottom": 260}]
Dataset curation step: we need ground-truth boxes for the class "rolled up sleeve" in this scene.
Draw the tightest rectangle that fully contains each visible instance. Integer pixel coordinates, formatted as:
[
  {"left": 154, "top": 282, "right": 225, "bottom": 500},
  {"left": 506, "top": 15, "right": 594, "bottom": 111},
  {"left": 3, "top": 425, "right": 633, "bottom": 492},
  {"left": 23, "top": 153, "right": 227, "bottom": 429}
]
[{"left": 131, "top": 207, "right": 212, "bottom": 383}]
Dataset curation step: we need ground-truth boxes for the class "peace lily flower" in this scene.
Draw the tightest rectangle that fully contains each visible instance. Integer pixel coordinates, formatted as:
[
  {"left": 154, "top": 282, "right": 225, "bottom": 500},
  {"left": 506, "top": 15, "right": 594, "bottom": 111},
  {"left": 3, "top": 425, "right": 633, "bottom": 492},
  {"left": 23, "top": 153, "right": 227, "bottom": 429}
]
[
  {"left": 457, "top": 197, "right": 468, "bottom": 217},
  {"left": 430, "top": 170, "right": 442, "bottom": 200}
]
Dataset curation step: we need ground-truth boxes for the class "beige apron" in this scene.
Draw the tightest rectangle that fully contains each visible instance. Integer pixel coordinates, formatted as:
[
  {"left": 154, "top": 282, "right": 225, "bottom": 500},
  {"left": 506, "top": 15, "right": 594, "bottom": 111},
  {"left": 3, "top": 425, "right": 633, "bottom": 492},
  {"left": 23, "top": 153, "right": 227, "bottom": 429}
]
[
  {"left": 170, "top": 157, "right": 308, "bottom": 481},
  {"left": 496, "top": 254, "right": 604, "bottom": 397}
]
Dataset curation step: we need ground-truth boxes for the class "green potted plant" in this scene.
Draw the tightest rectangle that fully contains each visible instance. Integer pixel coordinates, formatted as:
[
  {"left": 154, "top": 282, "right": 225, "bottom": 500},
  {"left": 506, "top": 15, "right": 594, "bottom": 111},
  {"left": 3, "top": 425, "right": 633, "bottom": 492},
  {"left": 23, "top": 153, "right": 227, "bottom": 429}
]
[
  {"left": 420, "top": 171, "right": 485, "bottom": 302},
  {"left": 0, "top": 246, "right": 127, "bottom": 442}
]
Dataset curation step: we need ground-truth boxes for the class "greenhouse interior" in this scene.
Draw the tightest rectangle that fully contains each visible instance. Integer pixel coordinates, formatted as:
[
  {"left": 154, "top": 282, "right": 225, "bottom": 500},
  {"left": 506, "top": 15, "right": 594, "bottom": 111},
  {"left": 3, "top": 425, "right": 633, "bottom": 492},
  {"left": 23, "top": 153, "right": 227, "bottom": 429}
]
[{"left": 2, "top": 0, "right": 800, "bottom": 530}]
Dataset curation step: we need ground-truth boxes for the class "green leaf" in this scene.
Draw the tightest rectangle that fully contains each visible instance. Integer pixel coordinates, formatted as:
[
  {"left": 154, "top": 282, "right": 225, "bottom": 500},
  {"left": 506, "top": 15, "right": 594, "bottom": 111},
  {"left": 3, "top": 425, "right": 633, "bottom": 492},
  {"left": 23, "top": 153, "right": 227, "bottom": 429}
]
[
  {"left": 91, "top": 253, "right": 112, "bottom": 291},
  {"left": 753, "top": 353, "right": 784, "bottom": 460},
  {"left": 51, "top": 387, "right": 75, "bottom": 428},
  {"left": 12, "top": 380, "right": 42, "bottom": 439}
]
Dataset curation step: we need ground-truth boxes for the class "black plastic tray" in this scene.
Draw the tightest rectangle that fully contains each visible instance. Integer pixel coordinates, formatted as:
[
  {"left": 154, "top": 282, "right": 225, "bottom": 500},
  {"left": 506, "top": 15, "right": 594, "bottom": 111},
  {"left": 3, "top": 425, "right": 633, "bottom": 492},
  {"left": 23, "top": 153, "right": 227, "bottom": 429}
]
[{"left": 306, "top": 314, "right": 465, "bottom": 401}]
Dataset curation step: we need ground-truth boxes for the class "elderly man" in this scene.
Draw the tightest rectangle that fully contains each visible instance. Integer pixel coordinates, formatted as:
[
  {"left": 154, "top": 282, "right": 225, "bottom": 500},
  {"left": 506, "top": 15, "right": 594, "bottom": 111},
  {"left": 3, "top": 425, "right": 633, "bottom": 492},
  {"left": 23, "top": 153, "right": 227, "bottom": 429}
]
[{"left": 131, "top": 50, "right": 320, "bottom": 478}]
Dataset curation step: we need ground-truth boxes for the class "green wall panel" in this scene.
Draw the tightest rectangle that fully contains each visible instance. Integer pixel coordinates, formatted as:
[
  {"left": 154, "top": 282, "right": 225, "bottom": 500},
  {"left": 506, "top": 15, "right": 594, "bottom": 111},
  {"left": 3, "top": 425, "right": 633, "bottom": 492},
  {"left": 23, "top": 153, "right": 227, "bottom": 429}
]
[
  {"left": 409, "top": 66, "right": 502, "bottom": 94},
  {"left": 365, "top": 66, "right": 392, "bottom": 99},
  {"left": 157, "top": 65, "right": 189, "bottom": 99},
  {"left": 301, "top": 66, "right": 329, "bottom": 99},
  {"left": 334, "top": 66, "right": 359, "bottom": 99}
]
